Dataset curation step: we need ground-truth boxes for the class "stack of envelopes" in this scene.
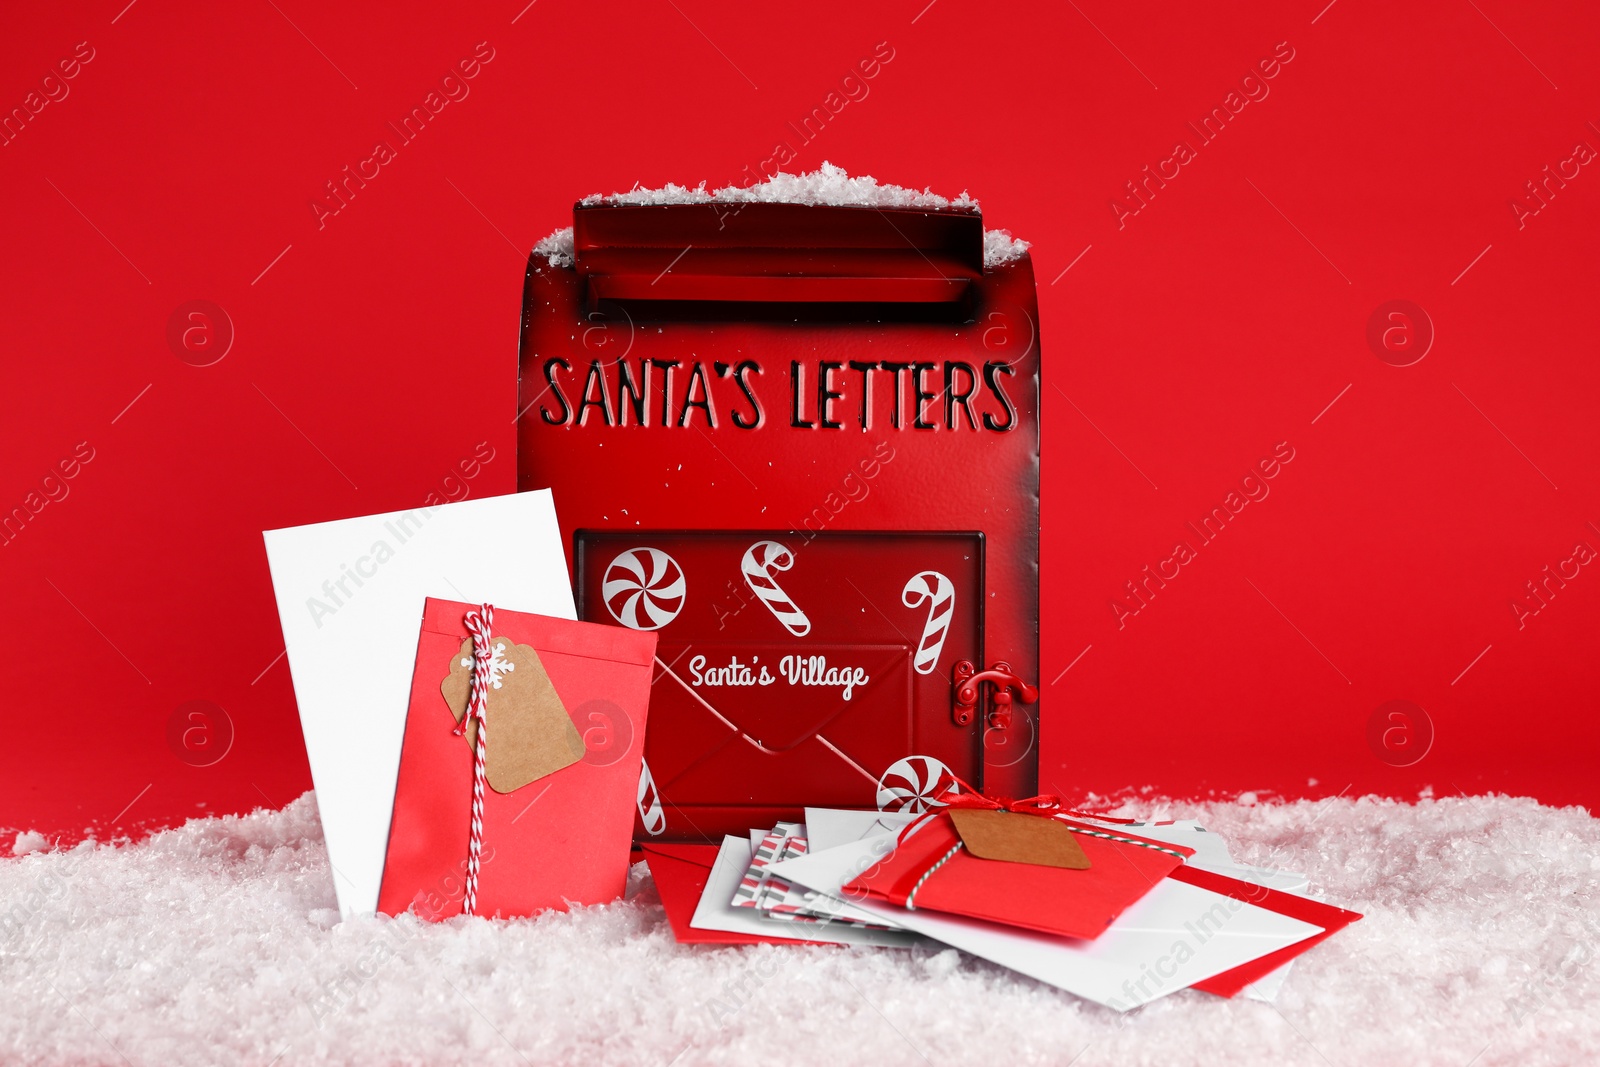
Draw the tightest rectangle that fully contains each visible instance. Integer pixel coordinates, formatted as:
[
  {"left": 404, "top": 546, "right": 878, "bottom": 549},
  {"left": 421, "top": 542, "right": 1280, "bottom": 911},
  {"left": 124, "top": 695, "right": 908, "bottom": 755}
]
[{"left": 644, "top": 806, "right": 1362, "bottom": 1011}]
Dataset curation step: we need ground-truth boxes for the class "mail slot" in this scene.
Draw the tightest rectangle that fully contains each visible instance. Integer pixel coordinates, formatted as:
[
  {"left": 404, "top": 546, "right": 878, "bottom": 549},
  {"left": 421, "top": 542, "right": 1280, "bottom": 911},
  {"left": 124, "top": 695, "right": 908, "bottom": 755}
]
[{"left": 517, "top": 195, "right": 1041, "bottom": 841}]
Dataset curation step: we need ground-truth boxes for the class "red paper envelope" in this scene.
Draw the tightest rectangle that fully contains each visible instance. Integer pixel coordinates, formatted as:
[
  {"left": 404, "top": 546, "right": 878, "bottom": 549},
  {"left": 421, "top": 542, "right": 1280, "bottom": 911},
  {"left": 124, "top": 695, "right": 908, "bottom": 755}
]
[
  {"left": 377, "top": 598, "right": 657, "bottom": 919},
  {"left": 1173, "top": 865, "right": 1364, "bottom": 998},
  {"left": 641, "top": 842, "right": 816, "bottom": 946},
  {"left": 843, "top": 812, "right": 1193, "bottom": 940}
]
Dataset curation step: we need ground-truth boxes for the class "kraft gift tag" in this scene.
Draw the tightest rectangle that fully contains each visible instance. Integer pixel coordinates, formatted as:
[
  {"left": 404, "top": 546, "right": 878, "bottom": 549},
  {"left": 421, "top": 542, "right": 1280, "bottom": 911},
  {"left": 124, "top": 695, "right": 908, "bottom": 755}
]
[
  {"left": 441, "top": 636, "right": 585, "bottom": 793},
  {"left": 948, "top": 809, "right": 1091, "bottom": 870}
]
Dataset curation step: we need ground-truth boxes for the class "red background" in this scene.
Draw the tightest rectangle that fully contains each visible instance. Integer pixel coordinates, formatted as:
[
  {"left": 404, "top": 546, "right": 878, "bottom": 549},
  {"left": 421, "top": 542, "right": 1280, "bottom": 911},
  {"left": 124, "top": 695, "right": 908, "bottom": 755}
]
[{"left": 3, "top": 0, "right": 1596, "bottom": 841}]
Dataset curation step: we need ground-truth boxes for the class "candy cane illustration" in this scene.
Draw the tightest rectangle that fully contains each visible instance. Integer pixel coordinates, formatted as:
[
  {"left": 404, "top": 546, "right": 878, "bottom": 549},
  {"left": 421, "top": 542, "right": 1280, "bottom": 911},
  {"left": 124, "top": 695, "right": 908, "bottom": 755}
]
[
  {"left": 636, "top": 759, "right": 666, "bottom": 836},
  {"left": 603, "top": 547, "right": 686, "bottom": 631},
  {"left": 901, "top": 570, "right": 955, "bottom": 675},
  {"left": 741, "top": 540, "right": 811, "bottom": 636},
  {"left": 875, "top": 755, "right": 960, "bottom": 813}
]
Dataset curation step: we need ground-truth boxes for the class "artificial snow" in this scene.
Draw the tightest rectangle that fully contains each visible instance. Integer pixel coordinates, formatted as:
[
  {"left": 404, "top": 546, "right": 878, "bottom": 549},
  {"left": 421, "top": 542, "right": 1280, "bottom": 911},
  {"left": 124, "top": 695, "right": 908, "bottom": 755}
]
[
  {"left": 4, "top": 792, "right": 1597, "bottom": 1066},
  {"left": 580, "top": 162, "right": 978, "bottom": 212},
  {"left": 983, "top": 227, "right": 1029, "bottom": 268},
  {"left": 533, "top": 163, "right": 1030, "bottom": 270},
  {"left": 11, "top": 830, "right": 48, "bottom": 857},
  {"left": 530, "top": 226, "right": 574, "bottom": 270}
]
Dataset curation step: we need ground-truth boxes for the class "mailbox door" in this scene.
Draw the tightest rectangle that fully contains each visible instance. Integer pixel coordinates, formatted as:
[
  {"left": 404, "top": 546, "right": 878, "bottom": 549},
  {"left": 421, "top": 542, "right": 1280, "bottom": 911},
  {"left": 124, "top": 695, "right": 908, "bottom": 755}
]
[{"left": 576, "top": 530, "right": 983, "bottom": 840}]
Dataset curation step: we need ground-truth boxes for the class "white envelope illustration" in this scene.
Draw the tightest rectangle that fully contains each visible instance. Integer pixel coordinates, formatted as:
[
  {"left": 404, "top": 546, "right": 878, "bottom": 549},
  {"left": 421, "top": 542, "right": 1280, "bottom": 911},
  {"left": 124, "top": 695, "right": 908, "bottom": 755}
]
[
  {"left": 691, "top": 836, "right": 921, "bottom": 949},
  {"left": 263, "top": 490, "right": 576, "bottom": 919}
]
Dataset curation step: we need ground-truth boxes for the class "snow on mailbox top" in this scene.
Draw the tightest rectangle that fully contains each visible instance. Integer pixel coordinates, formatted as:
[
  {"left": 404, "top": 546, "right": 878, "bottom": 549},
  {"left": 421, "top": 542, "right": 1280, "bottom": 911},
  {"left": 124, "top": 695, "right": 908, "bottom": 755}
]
[{"left": 532, "top": 163, "right": 1029, "bottom": 272}]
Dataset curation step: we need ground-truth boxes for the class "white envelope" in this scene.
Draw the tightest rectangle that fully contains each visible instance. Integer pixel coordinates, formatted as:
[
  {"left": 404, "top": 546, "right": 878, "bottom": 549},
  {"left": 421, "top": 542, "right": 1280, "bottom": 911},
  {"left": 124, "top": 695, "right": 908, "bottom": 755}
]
[
  {"left": 803, "top": 807, "right": 919, "bottom": 851},
  {"left": 262, "top": 491, "right": 575, "bottom": 919},
  {"left": 691, "top": 836, "right": 922, "bottom": 949},
  {"left": 848, "top": 880, "right": 1319, "bottom": 1011},
  {"left": 1038, "top": 815, "right": 1313, "bottom": 1004}
]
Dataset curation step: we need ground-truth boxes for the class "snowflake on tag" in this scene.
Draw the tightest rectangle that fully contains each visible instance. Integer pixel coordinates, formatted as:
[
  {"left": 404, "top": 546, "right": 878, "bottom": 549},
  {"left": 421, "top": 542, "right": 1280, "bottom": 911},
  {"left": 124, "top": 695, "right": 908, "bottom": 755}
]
[{"left": 460, "top": 640, "right": 516, "bottom": 689}]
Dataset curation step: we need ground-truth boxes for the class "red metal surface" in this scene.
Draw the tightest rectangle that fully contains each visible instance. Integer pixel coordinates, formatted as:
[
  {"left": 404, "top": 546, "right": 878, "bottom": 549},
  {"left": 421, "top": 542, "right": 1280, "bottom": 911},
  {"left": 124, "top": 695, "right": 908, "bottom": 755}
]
[{"left": 520, "top": 202, "right": 1041, "bottom": 839}]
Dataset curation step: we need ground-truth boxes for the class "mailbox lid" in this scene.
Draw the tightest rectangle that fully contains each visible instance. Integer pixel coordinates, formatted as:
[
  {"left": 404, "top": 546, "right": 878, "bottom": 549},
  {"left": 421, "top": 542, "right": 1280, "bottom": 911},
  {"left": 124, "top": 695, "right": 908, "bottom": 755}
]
[{"left": 573, "top": 202, "right": 984, "bottom": 306}]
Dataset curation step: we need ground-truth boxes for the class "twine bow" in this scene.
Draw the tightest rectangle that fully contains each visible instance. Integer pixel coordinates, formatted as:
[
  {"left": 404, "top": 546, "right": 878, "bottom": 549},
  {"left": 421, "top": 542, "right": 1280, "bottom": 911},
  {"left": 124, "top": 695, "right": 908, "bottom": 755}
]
[{"left": 454, "top": 603, "right": 494, "bottom": 916}]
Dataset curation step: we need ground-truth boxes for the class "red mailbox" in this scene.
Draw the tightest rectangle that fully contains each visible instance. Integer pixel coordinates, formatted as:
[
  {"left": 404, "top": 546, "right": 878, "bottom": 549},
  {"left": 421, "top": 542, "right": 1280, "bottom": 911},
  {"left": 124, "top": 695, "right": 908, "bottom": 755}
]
[{"left": 518, "top": 196, "right": 1041, "bottom": 841}]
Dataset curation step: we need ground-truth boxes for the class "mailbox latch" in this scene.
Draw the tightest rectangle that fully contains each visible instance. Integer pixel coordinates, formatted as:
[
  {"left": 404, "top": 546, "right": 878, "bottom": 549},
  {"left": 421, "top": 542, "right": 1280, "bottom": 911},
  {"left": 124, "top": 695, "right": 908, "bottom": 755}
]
[{"left": 952, "top": 660, "right": 1039, "bottom": 728}]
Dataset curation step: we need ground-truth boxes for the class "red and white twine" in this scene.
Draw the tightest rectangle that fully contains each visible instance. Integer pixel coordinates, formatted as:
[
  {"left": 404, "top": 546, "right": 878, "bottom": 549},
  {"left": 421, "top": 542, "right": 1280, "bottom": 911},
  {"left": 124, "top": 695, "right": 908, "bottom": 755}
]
[{"left": 453, "top": 603, "right": 494, "bottom": 916}]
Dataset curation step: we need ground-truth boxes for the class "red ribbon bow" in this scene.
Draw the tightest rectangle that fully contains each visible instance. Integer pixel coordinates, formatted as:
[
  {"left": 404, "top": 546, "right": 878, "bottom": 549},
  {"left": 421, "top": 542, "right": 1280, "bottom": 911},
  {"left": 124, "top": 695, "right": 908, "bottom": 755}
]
[
  {"left": 938, "top": 788, "right": 1064, "bottom": 816},
  {"left": 931, "top": 778, "right": 1139, "bottom": 824}
]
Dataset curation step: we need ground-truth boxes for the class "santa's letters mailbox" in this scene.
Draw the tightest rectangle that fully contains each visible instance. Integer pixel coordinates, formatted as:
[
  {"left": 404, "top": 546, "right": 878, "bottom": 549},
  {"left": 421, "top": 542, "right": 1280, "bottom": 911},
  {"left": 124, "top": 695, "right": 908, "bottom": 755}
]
[{"left": 517, "top": 197, "right": 1041, "bottom": 841}]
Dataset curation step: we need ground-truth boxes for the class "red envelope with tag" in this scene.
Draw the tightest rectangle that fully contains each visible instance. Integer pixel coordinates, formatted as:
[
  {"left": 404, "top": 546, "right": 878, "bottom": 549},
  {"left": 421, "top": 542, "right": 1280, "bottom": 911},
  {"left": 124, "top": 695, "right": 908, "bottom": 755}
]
[
  {"left": 842, "top": 808, "right": 1193, "bottom": 940},
  {"left": 377, "top": 597, "right": 657, "bottom": 920}
]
